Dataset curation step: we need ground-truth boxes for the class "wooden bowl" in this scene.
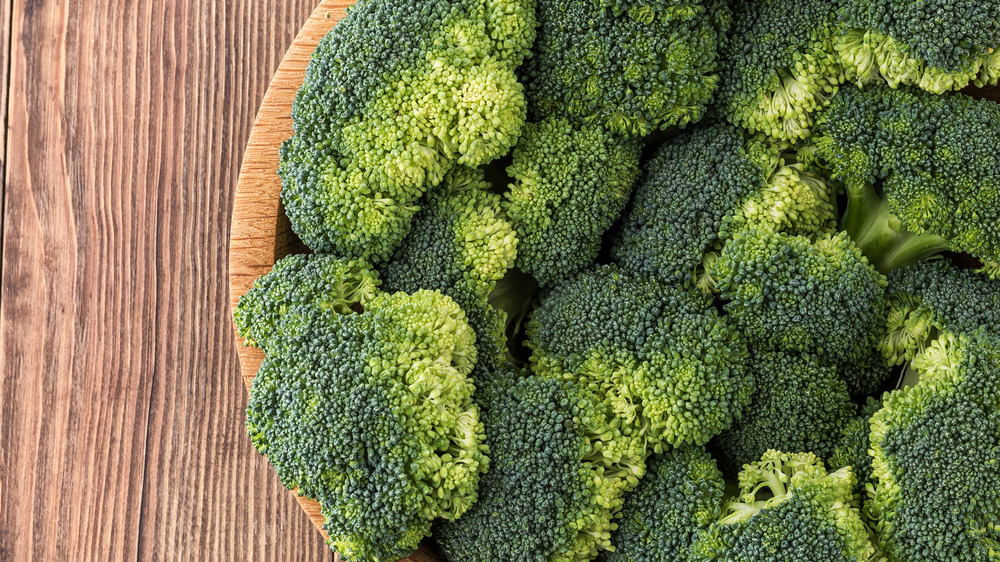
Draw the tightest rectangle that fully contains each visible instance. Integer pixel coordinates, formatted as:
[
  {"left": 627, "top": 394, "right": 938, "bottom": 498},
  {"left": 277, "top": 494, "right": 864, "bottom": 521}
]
[{"left": 228, "top": 1, "right": 438, "bottom": 560}]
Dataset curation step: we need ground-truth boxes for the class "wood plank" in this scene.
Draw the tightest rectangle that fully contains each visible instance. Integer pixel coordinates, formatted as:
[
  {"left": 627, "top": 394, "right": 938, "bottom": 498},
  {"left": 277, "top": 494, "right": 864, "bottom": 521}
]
[{"left": 0, "top": 0, "right": 330, "bottom": 560}]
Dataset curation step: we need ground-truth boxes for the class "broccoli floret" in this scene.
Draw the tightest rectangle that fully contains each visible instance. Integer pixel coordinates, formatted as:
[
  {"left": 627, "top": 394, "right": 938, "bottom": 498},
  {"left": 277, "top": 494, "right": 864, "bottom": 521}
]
[
  {"left": 245, "top": 290, "right": 487, "bottom": 562},
  {"left": 836, "top": 0, "right": 1000, "bottom": 93},
  {"left": 523, "top": 0, "right": 729, "bottom": 137},
  {"left": 880, "top": 259, "right": 1000, "bottom": 368},
  {"left": 503, "top": 117, "right": 641, "bottom": 288},
  {"left": 692, "top": 451, "right": 878, "bottom": 562},
  {"left": 715, "top": 228, "right": 887, "bottom": 365},
  {"left": 611, "top": 122, "right": 835, "bottom": 289},
  {"left": 233, "top": 254, "right": 381, "bottom": 353},
  {"left": 607, "top": 446, "right": 726, "bottom": 562},
  {"left": 379, "top": 166, "right": 519, "bottom": 374},
  {"left": 829, "top": 396, "right": 882, "bottom": 498},
  {"left": 435, "top": 375, "right": 648, "bottom": 562},
  {"left": 716, "top": 350, "right": 857, "bottom": 471},
  {"left": 715, "top": 0, "right": 846, "bottom": 140},
  {"left": 866, "top": 331, "right": 1000, "bottom": 562},
  {"left": 527, "top": 265, "right": 752, "bottom": 449},
  {"left": 814, "top": 84, "right": 1000, "bottom": 270},
  {"left": 279, "top": 0, "right": 534, "bottom": 261}
]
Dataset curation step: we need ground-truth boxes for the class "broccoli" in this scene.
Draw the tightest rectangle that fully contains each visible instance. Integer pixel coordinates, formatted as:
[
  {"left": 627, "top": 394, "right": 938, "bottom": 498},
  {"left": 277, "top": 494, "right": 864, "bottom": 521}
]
[
  {"left": 715, "top": 350, "right": 857, "bottom": 471},
  {"left": 245, "top": 290, "right": 487, "bottom": 562},
  {"left": 435, "top": 374, "right": 648, "bottom": 561},
  {"left": 378, "top": 166, "right": 519, "bottom": 374},
  {"left": 880, "top": 259, "right": 1000, "bottom": 368},
  {"left": 714, "top": 228, "right": 887, "bottom": 365},
  {"left": 836, "top": 0, "right": 1000, "bottom": 93},
  {"left": 523, "top": 0, "right": 730, "bottom": 137},
  {"left": 503, "top": 117, "right": 641, "bottom": 288},
  {"left": 866, "top": 331, "right": 1000, "bottom": 561},
  {"left": 611, "top": 122, "right": 835, "bottom": 289},
  {"left": 526, "top": 265, "right": 753, "bottom": 449},
  {"left": 278, "top": 0, "right": 534, "bottom": 261},
  {"left": 715, "top": 0, "right": 846, "bottom": 140},
  {"left": 233, "top": 253, "right": 381, "bottom": 353},
  {"left": 814, "top": 84, "right": 1000, "bottom": 271},
  {"left": 607, "top": 445, "right": 726, "bottom": 562},
  {"left": 829, "top": 396, "right": 882, "bottom": 498},
  {"left": 692, "top": 450, "right": 878, "bottom": 562}
]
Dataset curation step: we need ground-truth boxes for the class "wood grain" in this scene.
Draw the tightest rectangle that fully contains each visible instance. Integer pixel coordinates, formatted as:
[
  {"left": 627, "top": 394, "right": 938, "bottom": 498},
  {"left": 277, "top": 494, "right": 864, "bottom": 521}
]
[
  {"left": 0, "top": 1, "right": 331, "bottom": 560},
  {"left": 228, "top": 1, "right": 439, "bottom": 560}
]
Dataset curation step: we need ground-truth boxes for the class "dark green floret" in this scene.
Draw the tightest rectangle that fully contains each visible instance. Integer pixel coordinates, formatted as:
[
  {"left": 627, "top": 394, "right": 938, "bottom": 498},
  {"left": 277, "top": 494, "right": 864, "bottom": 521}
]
[
  {"left": 527, "top": 265, "right": 753, "bottom": 449},
  {"left": 714, "top": 228, "right": 887, "bottom": 365},
  {"left": 715, "top": 0, "right": 845, "bottom": 140},
  {"left": 692, "top": 450, "right": 877, "bottom": 562},
  {"left": 607, "top": 445, "right": 725, "bottom": 562},
  {"left": 716, "top": 350, "right": 857, "bottom": 471},
  {"left": 279, "top": 0, "right": 535, "bottom": 261},
  {"left": 814, "top": 84, "right": 1000, "bottom": 270},
  {"left": 829, "top": 396, "right": 882, "bottom": 498},
  {"left": 245, "top": 290, "right": 487, "bottom": 562},
  {"left": 233, "top": 253, "right": 380, "bottom": 353},
  {"left": 435, "top": 375, "right": 648, "bottom": 562},
  {"left": 867, "top": 331, "right": 1000, "bottom": 562},
  {"left": 837, "top": 0, "right": 1000, "bottom": 93},
  {"left": 503, "top": 117, "right": 641, "bottom": 288},
  {"left": 523, "top": 0, "right": 729, "bottom": 137}
]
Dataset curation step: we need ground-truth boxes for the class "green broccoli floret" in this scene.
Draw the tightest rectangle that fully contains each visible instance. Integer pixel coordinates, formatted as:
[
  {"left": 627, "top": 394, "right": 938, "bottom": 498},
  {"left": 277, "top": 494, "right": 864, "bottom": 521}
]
[
  {"left": 836, "top": 0, "right": 1000, "bottom": 93},
  {"left": 611, "top": 122, "right": 835, "bottom": 289},
  {"left": 435, "top": 375, "right": 648, "bottom": 562},
  {"left": 692, "top": 450, "right": 878, "bottom": 562},
  {"left": 378, "top": 166, "right": 519, "bottom": 374},
  {"left": 879, "top": 259, "right": 1000, "bottom": 368},
  {"left": 523, "top": 0, "right": 729, "bottom": 137},
  {"left": 503, "top": 117, "right": 641, "bottom": 288},
  {"left": 866, "top": 331, "right": 1000, "bottom": 562},
  {"left": 607, "top": 445, "right": 726, "bottom": 562},
  {"left": 527, "top": 265, "right": 753, "bottom": 449},
  {"left": 829, "top": 396, "right": 882, "bottom": 498},
  {"left": 715, "top": 228, "right": 887, "bottom": 365},
  {"left": 245, "top": 290, "right": 487, "bottom": 562},
  {"left": 716, "top": 350, "right": 857, "bottom": 471},
  {"left": 279, "top": 0, "right": 534, "bottom": 261},
  {"left": 715, "top": 0, "right": 846, "bottom": 140},
  {"left": 233, "top": 253, "right": 381, "bottom": 353},
  {"left": 814, "top": 84, "right": 1000, "bottom": 270}
]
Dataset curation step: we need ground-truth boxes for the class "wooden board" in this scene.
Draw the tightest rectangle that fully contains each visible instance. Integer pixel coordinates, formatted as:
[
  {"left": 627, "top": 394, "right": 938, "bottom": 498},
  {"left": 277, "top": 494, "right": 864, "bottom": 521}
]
[{"left": 228, "top": 1, "right": 439, "bottom": 560}]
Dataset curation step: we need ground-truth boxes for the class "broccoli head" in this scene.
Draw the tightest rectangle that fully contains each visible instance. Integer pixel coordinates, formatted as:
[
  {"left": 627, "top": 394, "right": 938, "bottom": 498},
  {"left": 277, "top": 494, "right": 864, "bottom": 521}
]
[
  {"left": 279, "top": 0, "right": 534, "bottom": 261},
  {"left": 435, "top": 375, "right": 648, "bottom": 562},
  {"left": 527, "top": 265, "right": 752, "bottom": 449},
  {"left": 523, "top": 0, "right": 729, "bottom": 137},
  {"left": 715, "top": 228, "right": 887, "bottom": 365},
  {"left": 503, "top": 117, "right": 641, "bottom": 288},
  {"left": 867, "top": 331, "right": 1000, "bottom": 562},
  {"left": 716, "top": 350, "right": 857, "bottom": 471},
  {"left": 607, "top": 445, "right": 726, "bottom": 562},
  {"left": 611, "top": 122, "right": 835, "bottom": 289},
  {"left": 245, "top": 290, "right": 487, "bottom": 561},
  {"left": 814, "top": 84, "right": 1000, "bottom": 270},
  {"left": 233, "top": 254, "right": 380, "bottom": 353},
  {"left": 837, "top": 0, "right": 1000, "bottom": 93},
  {"left": 693, "top": 451, "right": 878, "bottom": 562},
  {"left": 715, "top": 0, "right": 846, "bottom": 140}
]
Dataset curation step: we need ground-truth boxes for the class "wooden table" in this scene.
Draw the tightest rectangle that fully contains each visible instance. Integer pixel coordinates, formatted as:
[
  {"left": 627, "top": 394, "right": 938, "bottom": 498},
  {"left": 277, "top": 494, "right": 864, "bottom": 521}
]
[{"left": 0, "top": 1, "right": 333, "bottom": 560}]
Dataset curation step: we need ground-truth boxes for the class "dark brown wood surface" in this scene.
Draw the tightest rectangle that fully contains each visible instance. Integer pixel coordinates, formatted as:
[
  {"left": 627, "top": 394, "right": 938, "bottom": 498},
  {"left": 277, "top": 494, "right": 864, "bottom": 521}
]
[{"left": 0, "top": 1, "right": 332, "bottom": 560}]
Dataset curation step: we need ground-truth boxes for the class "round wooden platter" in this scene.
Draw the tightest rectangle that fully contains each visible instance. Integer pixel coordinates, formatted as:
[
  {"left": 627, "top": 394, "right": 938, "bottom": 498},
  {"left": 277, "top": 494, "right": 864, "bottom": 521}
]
[{"left": 228, "top": 1, "right": 439, "bottom": 560}]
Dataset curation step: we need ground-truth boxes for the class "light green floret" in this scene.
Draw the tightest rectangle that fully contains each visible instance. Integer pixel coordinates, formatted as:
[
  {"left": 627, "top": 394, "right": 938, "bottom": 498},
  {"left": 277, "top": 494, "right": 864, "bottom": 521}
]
[
  {"left": 245, "top": 290, "right": 488, "bottom": 562},
  {"left": 504, "top": 117, "right": 641, "bottom": 288},
  {"left": 692, "top": 451, "right": 877, "bottom": 562},
  {"left": 279, "top": 0, "right": 535, "bottom": 262},
  {"left": 233, "top": 253, "right": 381, "bottom": 353}
]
